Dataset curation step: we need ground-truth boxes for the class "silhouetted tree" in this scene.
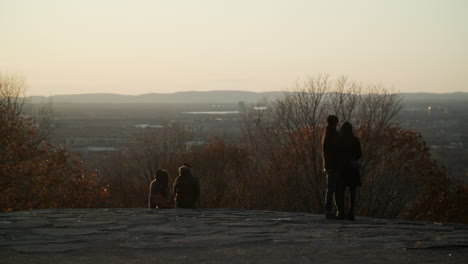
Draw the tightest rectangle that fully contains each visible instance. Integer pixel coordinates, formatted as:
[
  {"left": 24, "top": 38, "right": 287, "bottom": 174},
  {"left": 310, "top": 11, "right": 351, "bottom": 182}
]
[{"left": 242, "top": 75, "right": 429, "bottom": 218}]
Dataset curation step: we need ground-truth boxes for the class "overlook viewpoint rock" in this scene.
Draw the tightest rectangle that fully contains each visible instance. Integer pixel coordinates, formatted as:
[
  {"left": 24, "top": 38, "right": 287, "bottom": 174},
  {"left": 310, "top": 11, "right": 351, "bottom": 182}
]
[{"left": 1, "top": 208, "right": 467, "bottom": 263}]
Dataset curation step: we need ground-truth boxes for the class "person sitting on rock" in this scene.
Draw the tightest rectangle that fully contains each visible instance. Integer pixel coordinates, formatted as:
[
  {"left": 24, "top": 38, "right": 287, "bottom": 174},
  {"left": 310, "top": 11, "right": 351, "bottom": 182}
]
[
  {"left": 148, "top": 169, "right": 171, "bottom": 209},
  {"left": 173, "top": 164, "right": 200, "bottom": 209}
]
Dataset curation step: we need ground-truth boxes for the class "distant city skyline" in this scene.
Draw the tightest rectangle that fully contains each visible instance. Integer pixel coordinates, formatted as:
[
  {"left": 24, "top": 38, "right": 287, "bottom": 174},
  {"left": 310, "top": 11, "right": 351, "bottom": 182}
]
[{"left": 1, "top": 0, "right": 467, "bottom": 96}]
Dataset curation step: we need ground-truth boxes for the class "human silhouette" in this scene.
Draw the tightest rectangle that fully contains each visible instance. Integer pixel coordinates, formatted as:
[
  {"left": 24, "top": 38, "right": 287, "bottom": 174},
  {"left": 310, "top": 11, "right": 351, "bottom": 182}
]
[
  {"left": 148, "top": 169, "right": 171, "bottom": 209},
  {"left": 335, "top": 122, "right": 362, "bottom": 220},
  {"left": 322, "top": 115, "right": 340, "bottom": 219},
  {"left": 173, "top": 165, "right": 200, "bottom": 209}
]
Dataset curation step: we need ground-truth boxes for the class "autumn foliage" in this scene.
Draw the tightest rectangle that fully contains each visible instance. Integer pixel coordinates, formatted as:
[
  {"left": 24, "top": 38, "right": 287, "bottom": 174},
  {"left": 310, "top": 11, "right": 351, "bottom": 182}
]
[
  {"left": 0, "top": 75, "right": 109, "bottom": 211},
  {"left": 2, "top": 73, "right": 465, "bottom": 224},
  {"left": 91, "top": 76, "right": 467, "bottom": 224}
]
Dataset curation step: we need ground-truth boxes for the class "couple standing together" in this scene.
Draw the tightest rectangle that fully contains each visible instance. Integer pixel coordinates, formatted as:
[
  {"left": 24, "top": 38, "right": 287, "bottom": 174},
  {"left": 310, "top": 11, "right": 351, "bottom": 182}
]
[{"left": 323, "top": 115, "right": 362, "bottom": 220}]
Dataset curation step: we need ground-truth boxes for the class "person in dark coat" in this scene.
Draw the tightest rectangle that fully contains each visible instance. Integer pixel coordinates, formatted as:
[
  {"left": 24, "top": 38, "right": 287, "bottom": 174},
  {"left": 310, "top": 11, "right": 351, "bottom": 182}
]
[
  {"left": 148, "top": 169, "right": 171, "bottom": 209},
  {"left": 335, "top": 121, "right": 362, "bottom": 220},
  {"left": 322, "top": 115, "right": 340, "bottom": 219},
  {"left": 173, "top": 165, "right": 200, "bottom": 209}
]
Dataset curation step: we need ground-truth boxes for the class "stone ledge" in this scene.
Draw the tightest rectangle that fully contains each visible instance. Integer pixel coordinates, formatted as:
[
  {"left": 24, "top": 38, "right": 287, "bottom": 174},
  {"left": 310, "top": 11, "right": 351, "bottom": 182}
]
[{"left": 1, "top": 208, "right": 467, "bottom": 263}]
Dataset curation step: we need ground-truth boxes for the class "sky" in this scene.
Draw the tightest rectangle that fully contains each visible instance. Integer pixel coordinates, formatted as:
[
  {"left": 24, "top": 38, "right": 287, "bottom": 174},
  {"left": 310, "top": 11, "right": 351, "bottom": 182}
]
[{"left": 1, "top": 0, "right": 467, "bottom": 95}]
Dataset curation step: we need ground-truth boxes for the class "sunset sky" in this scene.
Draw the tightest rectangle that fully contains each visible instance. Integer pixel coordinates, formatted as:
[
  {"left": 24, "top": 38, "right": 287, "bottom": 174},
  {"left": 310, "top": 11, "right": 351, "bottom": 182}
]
[{"left": 1, "top": 0, "right": 467, "bottom": 95}]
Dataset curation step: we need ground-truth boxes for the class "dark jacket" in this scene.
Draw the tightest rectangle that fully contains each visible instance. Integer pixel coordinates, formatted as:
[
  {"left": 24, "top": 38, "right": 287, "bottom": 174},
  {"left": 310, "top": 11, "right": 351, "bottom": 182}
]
[
  {"left": 337, "top": 135, "right": 362, "bottom": 187},
  {"left": 173, "top": 174, "right": 200, "bottom": 209},
  {"left": 322, "top": 125, "right": 339, "bottom": 170},
  {"left": 148, "top": 179, "right": 170, "bottom": 209}
]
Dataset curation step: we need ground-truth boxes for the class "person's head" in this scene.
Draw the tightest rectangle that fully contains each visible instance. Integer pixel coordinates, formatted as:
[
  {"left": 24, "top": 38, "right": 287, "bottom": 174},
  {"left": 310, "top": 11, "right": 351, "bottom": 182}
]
[
  {"left": 326, "top": 115, "right": 339, "bottom": 127},
  {"left": 179, "top": 165, "right": 192, "bottom": 177},
  {"left": 339, "top": 121, "right": 354, "bottom": 137},
  {"left": 155, "top": 169, "right": 169, "bottom": 185}
]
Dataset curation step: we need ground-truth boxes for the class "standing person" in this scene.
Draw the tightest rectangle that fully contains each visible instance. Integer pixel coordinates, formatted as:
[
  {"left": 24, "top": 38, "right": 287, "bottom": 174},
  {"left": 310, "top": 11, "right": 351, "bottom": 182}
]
[
  {"left": 335, "top": 122, "right": 362, "bottom": 220},
  {"left": 173, "top": 164, "right": 200, "bottom": 209},
  {"left": 148, "top": 169, "right": 171, "bottom": 209},
  {"left": 322, "top": 115, "right": 340, "bottom": 219}
]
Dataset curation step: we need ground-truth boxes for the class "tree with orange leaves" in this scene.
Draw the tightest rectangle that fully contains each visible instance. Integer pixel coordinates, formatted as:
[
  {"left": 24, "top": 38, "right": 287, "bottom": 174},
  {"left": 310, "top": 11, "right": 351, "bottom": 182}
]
[{"left": 0, "top": 73, "right": 108, "bottom": 211}]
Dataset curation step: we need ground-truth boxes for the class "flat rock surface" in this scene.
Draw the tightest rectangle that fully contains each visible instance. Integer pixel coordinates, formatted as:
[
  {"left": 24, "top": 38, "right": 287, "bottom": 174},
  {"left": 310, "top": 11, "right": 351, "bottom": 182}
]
[{"left": 1, "top": 208, "right": 467, "bottom": 263}]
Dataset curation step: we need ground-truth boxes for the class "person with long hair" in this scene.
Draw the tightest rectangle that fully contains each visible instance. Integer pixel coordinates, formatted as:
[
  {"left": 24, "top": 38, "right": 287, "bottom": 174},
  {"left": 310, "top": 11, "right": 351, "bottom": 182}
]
[
  {"left": 335, "top": 121, "right": 362, "bottom": 220},
  {"left": 148, "top": 169, "right": 171, "bottom": 209}
]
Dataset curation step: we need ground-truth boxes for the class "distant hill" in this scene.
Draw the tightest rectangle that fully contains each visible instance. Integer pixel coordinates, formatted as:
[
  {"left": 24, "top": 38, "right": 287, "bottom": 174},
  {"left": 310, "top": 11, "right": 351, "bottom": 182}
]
[
  {"left": 26, "top": 91, "right": 468, "bottom": 104},
  {"left": 27, "top": 91, "right": 285, "bottom": 104}
]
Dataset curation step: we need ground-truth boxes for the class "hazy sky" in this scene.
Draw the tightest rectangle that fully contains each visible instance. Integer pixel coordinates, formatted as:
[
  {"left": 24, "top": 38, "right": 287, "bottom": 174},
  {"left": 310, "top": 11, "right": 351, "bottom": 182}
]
[{"left": 1, "top": 0, "right": 467, "bottom": 95}]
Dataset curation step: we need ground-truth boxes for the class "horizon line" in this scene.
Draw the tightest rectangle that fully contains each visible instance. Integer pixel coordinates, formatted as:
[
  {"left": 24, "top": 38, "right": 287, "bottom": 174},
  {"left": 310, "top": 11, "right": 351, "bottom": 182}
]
[{"left": 25, "top": 90, "right": 468, "bottom": 97}]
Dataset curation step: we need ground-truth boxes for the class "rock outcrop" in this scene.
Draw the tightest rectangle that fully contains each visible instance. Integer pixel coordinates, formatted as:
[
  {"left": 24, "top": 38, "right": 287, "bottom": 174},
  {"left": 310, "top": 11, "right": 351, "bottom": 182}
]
[{"left": 1, "top": 208, "right": 467, "bottom": 263}]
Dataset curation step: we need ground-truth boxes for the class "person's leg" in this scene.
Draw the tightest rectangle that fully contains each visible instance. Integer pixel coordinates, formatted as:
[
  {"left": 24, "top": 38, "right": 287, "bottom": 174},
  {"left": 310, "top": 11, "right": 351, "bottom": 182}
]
[
  {"left": 324, "top": 170, "right": 336, "bottom": 218},
  {"left": 348, "top": 186, "right": 357, "bottom": 220},
  {"left": 335, "top": 183, "right": 345, "bottom": 219}
]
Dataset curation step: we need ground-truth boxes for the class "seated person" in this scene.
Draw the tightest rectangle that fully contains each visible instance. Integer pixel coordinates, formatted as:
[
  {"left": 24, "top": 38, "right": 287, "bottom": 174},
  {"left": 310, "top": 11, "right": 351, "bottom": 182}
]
[
  {"left": 173, "top": 165, "right": 200, "bottom": 209},
  {"left": 148, "top": 169, "right": 171, "bottom": 209}
]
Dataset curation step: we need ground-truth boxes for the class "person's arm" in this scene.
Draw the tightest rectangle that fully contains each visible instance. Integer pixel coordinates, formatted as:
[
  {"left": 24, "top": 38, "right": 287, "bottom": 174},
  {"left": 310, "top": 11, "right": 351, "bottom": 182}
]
[
  {"left": 148, "top": 181, "right": 156, "bottom": 208},
  {"left": 355, "top": 138, "right": 362, "bottom": 160},
  {"left": 322, "top": 132, "right": 330, "bottom": 155},
  {"left": 322, "top": 131, "right": 331, "bottom": 169},
  {"left": 172, "top": 177, "right": 179, "bottom": 202}
]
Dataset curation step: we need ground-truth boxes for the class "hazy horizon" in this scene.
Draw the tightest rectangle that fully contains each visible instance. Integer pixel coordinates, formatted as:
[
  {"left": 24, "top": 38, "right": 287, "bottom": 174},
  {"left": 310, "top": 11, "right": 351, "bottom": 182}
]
[
  {"left": 26, "top": 89, "right": 468, "bottom": 98},
  {"left": 1, "top": 0, "right": 467, "bottom": 96}
]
